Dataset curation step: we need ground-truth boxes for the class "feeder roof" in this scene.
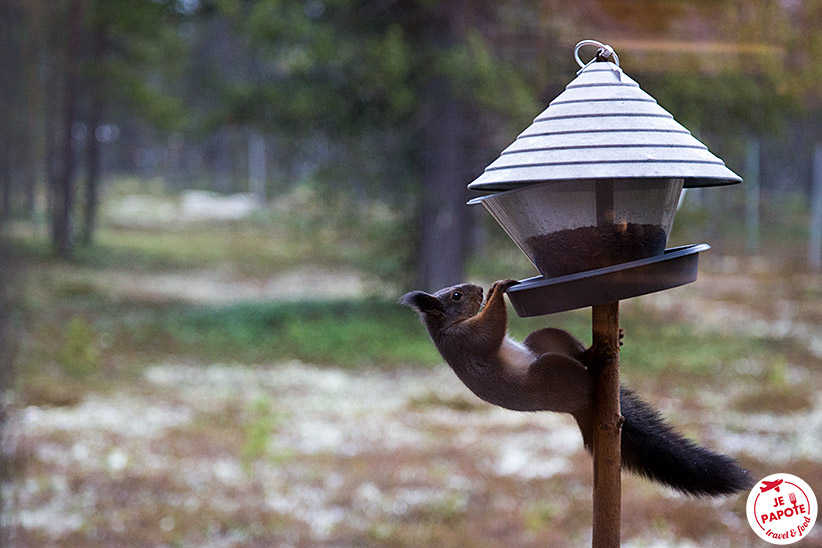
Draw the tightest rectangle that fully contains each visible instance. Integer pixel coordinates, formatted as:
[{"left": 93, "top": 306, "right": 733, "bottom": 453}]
[{"left": 468, "top": 61, "right": 742, "bottom": 192}]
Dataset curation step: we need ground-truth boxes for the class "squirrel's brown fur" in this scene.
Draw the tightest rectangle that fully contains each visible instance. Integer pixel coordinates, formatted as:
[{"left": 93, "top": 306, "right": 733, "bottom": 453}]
[{"left": 401, "top": 279, "right": 753, "bottom": 497}]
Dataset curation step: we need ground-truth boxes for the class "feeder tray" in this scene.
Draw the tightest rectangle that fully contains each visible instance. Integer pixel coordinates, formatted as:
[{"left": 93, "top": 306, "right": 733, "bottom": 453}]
[{"left": 506, "top": 244, "right": 710, "bottom": 317}]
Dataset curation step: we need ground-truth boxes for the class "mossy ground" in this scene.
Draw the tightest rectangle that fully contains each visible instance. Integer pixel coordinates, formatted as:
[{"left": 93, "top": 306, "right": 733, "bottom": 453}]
[{"left": 3, "top": 188, "right": 822, "bottom": 547}]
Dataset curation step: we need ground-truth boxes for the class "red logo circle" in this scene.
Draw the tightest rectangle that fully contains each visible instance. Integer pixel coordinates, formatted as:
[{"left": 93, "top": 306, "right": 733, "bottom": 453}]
[{"left": 747, "top": 474, "right": 818, "bottom": 544}]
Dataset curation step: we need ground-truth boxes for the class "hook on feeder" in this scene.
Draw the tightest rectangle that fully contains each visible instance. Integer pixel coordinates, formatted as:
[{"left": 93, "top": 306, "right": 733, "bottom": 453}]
[{"left": 575, "top": 39, "right": 619, "bottom": 74}]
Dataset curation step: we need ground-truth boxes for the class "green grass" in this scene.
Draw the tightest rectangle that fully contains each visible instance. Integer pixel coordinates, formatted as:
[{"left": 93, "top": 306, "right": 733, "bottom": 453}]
[
  {"left": 6, "top": 181, "right": 803, "bottom": 396},
  {"left": 161, "top": 298, "right": 441, "bottom": 367},
  {"left": 12, "top": 256, "right": 769, "bottom": 388},
  {"left": 6, "top": 221, "right": 374, "bottom": 277},
  {"left": 617, "top": 320, "right": 764, "bottom": 375},
  {"left": 58, "top": 315, "right": 102, "bottom": 377},
  {"left": 13, "top": 289, "right": 444, "bottom": 404},
  {"left": 5, "top": 184, "right": 413, "bottom": 280}
]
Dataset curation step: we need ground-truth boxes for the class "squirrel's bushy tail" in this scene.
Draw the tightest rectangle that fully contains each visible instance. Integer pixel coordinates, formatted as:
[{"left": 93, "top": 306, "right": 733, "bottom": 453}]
[
  {"left": 578, "top": 387, "right": 754, "bottom": 497},
  {"left": 619, "top": 387, "right": 754, "bottom": 496}
]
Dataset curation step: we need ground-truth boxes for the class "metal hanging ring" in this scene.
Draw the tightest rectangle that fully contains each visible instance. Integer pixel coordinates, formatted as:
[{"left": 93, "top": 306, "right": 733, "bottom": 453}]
[{"left": 574, "top": 40, "right": 620, "bottom": 70}]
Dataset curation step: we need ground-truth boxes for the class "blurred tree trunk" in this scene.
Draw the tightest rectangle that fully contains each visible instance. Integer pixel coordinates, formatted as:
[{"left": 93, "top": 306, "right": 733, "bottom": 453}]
[
  {"left": 82, "top": 94, "right": 103, "bottom": 244},
  {"left": 44, "top": 56, "right": 60, "bottom": 232},
  {"left": 52, "top": 0, "right": 82, "bottom": 256},
  {"left": 0, "top": 0, "right": 12, "bottom": 222},
  {"left": 0, "top": 138, "right": 9, "bottom": 224},
  {"left": 81, "top": 19, "right": 106, "bottom": 244},
  {"left": 23, "top": 25, "right": 40, "bottom": 219},
  {"left": 810, "top": 142, "right": 822, "bottom": 272},
  {"left": 416, "top": 1, "right": 473, "bottom": 290},
  {"left": 248, "top": 128, "right": 266, "bottom": 201},
  {"left": 418, "top": 86, "right": 472, "bottom": 289},
  {"left": 214, "top": 129, "right": 233, "bottom": 193}
]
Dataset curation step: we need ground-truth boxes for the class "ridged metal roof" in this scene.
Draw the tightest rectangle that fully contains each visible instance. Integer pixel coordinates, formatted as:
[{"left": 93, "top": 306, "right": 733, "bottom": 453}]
[{"left": 468, "top": 61, "right": 742, "bottom": 192}]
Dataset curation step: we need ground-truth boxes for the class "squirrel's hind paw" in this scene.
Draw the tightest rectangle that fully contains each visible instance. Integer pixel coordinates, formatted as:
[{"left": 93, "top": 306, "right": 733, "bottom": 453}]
[{"left": 584, "top": 340, "right": 619, "bottom": 372}]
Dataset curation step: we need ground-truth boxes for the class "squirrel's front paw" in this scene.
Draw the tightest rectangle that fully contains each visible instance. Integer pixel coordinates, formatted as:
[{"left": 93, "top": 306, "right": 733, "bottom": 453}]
[
  {"left": 491, "top": 278, "right": 519, "bottom": 293},
  {"left": 486, "top": 279, "right": 519, "bottom": 303}
]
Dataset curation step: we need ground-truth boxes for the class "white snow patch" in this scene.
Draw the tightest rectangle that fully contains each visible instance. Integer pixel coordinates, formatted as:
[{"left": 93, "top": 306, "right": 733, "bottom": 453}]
[
  {"left": 180, "top": 190, "right": 261, "bottom": 221},
  {"left": 21, "top": 395, "right": 192, "bottom": 437}
]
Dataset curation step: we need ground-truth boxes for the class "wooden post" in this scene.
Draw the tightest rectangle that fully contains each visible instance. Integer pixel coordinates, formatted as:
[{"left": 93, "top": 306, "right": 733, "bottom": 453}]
[{"left": 590, "top": 302, "right": 622, "bottom": 548}]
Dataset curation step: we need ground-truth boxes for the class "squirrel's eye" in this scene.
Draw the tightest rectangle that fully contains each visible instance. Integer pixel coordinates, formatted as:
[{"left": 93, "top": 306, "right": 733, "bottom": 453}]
[{"left": 452, "top": 291, "right": 462, "bottom": 301}]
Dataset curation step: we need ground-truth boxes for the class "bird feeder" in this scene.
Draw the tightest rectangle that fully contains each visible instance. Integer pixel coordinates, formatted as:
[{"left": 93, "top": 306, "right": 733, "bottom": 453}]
[
  {"left": 469, "top": 41, "right": 740, "bottom": 314},
  {"left": 468, "top": 41, "right": 741, "bottom": 547}
]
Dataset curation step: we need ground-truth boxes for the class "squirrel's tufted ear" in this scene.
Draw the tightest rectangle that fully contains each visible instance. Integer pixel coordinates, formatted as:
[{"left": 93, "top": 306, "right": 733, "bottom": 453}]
[{"left": 399, "top": 291, "right": 444, "bottom": 315}]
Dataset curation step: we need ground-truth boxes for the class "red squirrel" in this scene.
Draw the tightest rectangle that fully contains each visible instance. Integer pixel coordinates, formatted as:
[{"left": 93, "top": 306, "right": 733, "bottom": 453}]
[{"left": 401, "top": 279, "right": 753, "bottom": 497}]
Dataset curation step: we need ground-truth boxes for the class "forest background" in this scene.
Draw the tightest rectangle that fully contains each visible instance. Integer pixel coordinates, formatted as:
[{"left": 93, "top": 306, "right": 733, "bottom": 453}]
[{"left": 2, "top": 0, "right": 822, "bottom": 285}]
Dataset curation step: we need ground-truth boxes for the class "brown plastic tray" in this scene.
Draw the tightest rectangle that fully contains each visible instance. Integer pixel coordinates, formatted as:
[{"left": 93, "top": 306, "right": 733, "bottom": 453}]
[{"left": 506, "top": 244, "right": 710, "bottom": 317}]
